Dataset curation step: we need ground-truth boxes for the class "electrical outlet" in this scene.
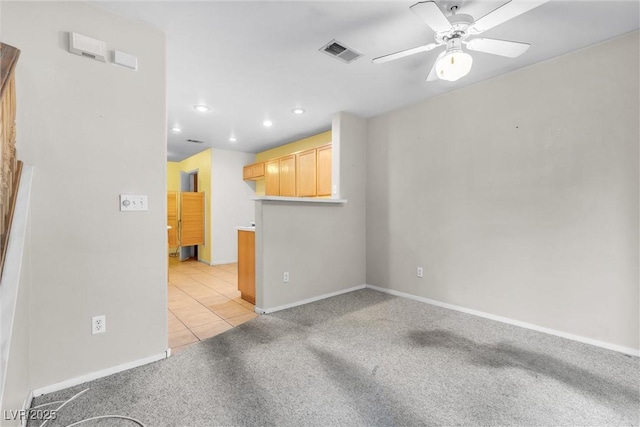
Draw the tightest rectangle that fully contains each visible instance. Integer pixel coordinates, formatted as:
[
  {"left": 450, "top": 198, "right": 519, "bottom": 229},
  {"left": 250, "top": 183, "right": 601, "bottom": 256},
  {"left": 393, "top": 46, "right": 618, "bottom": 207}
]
[
  {"left": 92, "top": 315, "right": 106, "bottom": 335},
  {"left": 417, "top": 267, "right": 423, "bottom": 278},
  {"left": 283, "top": 272, "right": 289, "bottom": 283}
]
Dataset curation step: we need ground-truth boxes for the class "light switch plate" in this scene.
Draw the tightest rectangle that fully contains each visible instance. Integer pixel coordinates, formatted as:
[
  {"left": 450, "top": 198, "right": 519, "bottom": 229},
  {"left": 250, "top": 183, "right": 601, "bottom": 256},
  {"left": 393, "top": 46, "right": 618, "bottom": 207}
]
[
  {"left": 113, "top": 50, "right": 138, "bottom": 70},
  {"left": 120, "top": 194, "right": 148, "bottom": 211}
]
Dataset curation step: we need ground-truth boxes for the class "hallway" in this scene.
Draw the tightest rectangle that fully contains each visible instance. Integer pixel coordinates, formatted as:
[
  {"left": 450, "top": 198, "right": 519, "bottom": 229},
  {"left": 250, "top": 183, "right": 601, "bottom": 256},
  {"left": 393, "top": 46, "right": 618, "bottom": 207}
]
[{"left": 168, "top": 257, "right": 256, "bottom": 353}]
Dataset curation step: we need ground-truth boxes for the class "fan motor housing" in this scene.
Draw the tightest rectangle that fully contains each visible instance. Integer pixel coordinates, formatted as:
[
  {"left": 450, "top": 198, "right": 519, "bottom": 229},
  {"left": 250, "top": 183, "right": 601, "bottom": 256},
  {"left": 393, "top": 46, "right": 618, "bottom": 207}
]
[
  {"left": 440, "top": 0, "right": 464, "bottom": 14},
  {"left": 435, "top": 13, "right": 474, "bottom": 44}
]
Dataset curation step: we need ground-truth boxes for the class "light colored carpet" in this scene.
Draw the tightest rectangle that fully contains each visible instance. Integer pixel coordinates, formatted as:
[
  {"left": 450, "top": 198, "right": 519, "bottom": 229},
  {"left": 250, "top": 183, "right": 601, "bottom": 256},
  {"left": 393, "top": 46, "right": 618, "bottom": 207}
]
[{"left": 29, "top": 289, "right": 639, "bottom": 426}]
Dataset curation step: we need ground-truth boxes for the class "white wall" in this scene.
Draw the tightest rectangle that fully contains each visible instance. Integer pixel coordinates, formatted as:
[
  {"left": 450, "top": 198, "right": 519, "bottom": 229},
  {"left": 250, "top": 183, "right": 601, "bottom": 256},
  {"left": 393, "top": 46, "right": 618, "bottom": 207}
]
[
  {"left": 211, "top": 148, "right": 256, "bottom": 265},
  {"left": 1, "top": 0, "right": 167, "bottom": 393},
  {"left": 366, "top": 32, "right": 639, "bottom": 350},
  {"left": 255, "top": 112, "right": 366, "bottom": 310}
]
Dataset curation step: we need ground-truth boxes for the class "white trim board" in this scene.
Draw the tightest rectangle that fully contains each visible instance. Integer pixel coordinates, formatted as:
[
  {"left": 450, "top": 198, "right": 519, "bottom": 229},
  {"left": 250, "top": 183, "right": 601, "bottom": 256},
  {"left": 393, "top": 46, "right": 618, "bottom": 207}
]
[
  {"left": 209, "top": 259, "right": 237, "bottom": 266},
  {"left": 20, "top": 390, "right": 34, "bottom": 427},
  {"left": 31, "top": 350, "right": 170, "bottom": 397},
  {"left": 255, "top": 285, "right": 366, "bottom": 314},
  {"left": 366, "top": 285, "right": 639, "bottom": 357},
  {"left": 0, "top": 166, "right": 33, "bottom": 413},
  {"left": 253, "top": 196, "right": 347, "bottom": 204}
]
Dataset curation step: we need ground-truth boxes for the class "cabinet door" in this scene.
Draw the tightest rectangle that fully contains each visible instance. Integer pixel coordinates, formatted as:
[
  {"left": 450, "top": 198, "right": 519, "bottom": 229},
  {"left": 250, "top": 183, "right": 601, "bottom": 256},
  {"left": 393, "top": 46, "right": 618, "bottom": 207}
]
[
  {"left": 252, "top": 162, "right": 265, "bottom": 179},
  {"left": 297, "top": 149, "right": 317, "bottom": 197},
  {"left": 167, "top": 192, "right": 178, "bottom": 247},
  {"left": 317, "top": 144, "right": 332, "bottom": 196},
  {"left": 265, "top": 160, "right": 280, "bottom": 196},
  {"left": 279, "top": 155, "right": 296, "bottom": 197},
  {"left": 180, "top": 192, "right": 205, "bottom": 246},
  {"left": 243, "top": 165, "right": 252, "bottom": 180},
  {"left": 243, "top": 162, "right": 265, "bottom": 180},
  {"left": 237, "top": 230, "right": 255, "bottom": 304}
]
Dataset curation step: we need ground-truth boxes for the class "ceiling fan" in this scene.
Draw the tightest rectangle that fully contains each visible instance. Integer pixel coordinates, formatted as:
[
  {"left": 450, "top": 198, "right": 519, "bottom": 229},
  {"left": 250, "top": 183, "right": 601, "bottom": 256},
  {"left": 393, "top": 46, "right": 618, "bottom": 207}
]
[{"left": 373, "top": 0, "right": 549, "bottom": 82}]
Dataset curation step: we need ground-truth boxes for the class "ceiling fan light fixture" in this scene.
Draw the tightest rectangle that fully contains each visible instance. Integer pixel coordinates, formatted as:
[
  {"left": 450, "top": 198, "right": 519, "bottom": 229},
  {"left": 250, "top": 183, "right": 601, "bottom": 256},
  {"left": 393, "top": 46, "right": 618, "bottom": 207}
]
[{"left": 436, "top": 38, "right": 473, "bottom": 81}]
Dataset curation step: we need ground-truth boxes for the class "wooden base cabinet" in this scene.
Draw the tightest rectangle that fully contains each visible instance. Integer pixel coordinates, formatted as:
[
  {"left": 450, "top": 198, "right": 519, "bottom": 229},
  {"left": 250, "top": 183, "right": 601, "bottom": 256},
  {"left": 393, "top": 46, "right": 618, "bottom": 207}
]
[{"left": 237, "top": 230, "right": 255, "bottom": 304}]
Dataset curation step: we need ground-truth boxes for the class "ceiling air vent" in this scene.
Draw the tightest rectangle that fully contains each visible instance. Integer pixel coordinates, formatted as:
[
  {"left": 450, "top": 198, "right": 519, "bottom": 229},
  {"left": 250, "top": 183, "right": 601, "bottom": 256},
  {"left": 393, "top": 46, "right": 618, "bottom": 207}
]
[
  {"left": 186, "top": 139, "right": 204, "bottom": 144},
  {"left": 320, "top": 39, "right": 362, "bottom": 64}
]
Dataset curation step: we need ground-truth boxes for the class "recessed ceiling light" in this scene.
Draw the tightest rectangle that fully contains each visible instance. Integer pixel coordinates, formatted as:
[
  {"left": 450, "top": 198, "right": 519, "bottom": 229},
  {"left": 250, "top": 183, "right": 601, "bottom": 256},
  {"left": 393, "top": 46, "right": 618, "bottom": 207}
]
[
  {"left": 292, "top": 108, "right": 305, "bottom": 115},
  {"left": 229, "top": 137, "right": 237, "bottom": 142},
  {"left": 194, "top": 104, "right": 211, "bottom": 113},
  {"left": 263, "top": 120, "right": 273, "bottom": 127},
  {"left": 171, "top": 126, "right": 182, "bottom": 132}
]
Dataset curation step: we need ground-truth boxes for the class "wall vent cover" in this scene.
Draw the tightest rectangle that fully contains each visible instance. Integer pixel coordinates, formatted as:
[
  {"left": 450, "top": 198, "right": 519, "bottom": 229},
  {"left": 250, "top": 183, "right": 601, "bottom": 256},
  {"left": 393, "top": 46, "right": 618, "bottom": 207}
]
[
  {"left": 319, "top": 40, "right": 362, "bottom": 63},
  {"left": 186, "top": 139, "right": 204, "bottom": 144}
]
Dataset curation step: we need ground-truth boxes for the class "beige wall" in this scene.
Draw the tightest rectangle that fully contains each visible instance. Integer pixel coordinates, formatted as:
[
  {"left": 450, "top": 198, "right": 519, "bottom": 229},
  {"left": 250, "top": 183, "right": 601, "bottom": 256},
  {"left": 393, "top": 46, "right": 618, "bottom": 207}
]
[
  {"left": 255, "top": 113, "right": 366, "bottom": 310},
  {"left": 366, "top": 32, "right": 639, "bottom": 350},
  {"left": 1, "top": 0, "right": 167, "bottom": 394},
  {"left": 211, "top": 148, "right": 256, "bottom": 265}
]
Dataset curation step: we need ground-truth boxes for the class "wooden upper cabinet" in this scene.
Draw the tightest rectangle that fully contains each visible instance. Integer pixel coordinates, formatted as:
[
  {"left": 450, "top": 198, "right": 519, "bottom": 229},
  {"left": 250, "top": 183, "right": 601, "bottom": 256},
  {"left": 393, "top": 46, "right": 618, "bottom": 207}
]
[
  {"left": 296, "top": 148, "right": 317, "bottom": 197},
  {"left": 243, "top": 143, "right": 331, "bottom": 198},
  {"left": 243, "top": 162, "right": 265, "bottom": 180},
  {"left": 251, "top": 162, "right": 264, "bottom": 179},
  {"left": 242, "top": 165, "right": 252, "bottom": 180},
  {"left": 265, "top": 159, "right": 280, "bottom": 196},
  {"left": 317, "top": 144, "right": 332, "bottom": 196},
  {"left": 279, "top": 155, "right": 296, "bottom": 197}
]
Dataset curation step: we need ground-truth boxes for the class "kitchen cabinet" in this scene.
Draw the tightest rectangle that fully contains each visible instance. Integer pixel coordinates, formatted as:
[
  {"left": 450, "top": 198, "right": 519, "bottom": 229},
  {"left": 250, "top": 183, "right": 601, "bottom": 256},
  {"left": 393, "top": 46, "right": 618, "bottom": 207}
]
[
  {"left": 265, "top": 159, "right": 280, "bottom": 196},
  {"left": 237, "top": 230, "right": 255, "bottom": 304},
  {"left": 316, "top": 144, "right": 332, "bottom": 196},
  {"left": 243, "top": 162, "right": 265, "bottom": 180},
  {"left": 243, "top": 143, "right": 331, "bottom": 197},
  {"left": 296, "top": 148, "right": 317, "bottom": 197},
  {"left": 279, "top": 155, "right": 296, "bottom": 197},
  {"left": 242, "top": 165, "right": 251, "bottom": 180}
]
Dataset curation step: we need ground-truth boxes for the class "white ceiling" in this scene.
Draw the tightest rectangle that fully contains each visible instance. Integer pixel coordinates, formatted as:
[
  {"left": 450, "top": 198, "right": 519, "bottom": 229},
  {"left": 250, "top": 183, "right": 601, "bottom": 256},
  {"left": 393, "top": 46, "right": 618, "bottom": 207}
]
[{"left": 95, "top": 1, "right": 639, "bottom": 161}]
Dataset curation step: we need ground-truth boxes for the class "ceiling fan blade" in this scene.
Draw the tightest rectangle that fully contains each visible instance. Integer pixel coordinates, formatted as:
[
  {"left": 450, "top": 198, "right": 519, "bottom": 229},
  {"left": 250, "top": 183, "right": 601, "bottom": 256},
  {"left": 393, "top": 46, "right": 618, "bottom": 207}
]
[
  {"left": 465, "top": 38, "right": 530, "bottom": 58},
  {"left": 410, "top": 1, "right": 453, "bottom": 33},
  {"left": 426, "top": 51, "right": 445, "bottom": 82},
  {"left": 372, "top": 43, "right": 439, "bottom": 64},
  {"left": 469, "top": 0, "right": 550, "bottom": 34}
]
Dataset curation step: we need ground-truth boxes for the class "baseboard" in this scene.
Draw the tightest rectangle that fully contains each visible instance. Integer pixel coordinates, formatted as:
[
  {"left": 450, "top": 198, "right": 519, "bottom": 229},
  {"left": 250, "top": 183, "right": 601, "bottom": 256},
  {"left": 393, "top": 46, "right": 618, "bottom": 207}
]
[
  {"left": 31, "top": 349, "right": 170, "bottom": 397},
  {"left": 209, "top": 259, "right": 237, "bottom": 266},
  {"left": 366, "top": 285, "right": 639, "bottom": 357},
  {"left": 255, "top": 284, "right": 367, "bottom": 315}
]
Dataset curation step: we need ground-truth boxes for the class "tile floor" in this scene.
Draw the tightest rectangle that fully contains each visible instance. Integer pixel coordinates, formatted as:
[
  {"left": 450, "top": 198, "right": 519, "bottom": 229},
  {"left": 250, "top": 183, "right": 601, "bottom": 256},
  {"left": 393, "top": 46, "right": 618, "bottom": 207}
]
[{"left": 168, "top": 257, "right": 257, "bottom": 353}]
